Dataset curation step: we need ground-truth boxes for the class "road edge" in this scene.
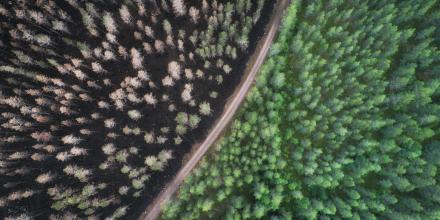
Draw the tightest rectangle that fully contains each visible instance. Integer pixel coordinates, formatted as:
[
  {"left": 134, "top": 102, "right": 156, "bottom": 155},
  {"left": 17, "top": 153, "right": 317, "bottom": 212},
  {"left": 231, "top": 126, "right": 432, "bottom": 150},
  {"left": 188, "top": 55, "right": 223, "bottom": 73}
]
[{"left": 140, "top": 1, "right": 290, "bottom": 219}]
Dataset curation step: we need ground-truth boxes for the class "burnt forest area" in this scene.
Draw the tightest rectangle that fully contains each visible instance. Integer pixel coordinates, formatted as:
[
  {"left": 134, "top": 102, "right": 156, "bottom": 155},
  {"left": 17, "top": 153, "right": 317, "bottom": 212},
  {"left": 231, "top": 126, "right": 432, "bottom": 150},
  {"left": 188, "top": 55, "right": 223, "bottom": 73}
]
[{"left": 0, "top": 0, "right": 275, "bottom": 219}]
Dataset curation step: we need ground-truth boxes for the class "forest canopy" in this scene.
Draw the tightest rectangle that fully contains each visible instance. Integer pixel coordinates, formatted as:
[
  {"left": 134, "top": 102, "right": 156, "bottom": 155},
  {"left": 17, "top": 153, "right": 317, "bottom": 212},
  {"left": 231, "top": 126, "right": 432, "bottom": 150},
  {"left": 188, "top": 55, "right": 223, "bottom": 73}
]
[{"left": 161, "top": 0, "right": 440, "bottom": 219}]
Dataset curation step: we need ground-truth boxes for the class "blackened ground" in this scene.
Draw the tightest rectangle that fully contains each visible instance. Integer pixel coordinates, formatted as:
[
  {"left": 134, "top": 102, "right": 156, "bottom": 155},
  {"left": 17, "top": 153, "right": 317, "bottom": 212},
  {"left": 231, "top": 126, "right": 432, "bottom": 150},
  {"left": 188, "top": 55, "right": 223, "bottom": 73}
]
[{"left": 0, "top": 0, "right": 275, "bottom": 219}]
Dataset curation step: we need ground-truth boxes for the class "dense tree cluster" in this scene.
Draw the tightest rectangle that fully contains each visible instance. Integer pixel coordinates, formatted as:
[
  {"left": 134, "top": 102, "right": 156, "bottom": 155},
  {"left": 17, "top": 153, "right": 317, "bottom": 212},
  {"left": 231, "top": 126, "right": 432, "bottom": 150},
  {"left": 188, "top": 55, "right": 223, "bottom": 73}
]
[{"left": 162, "top": 0, "right": 440, "bottom": 219}]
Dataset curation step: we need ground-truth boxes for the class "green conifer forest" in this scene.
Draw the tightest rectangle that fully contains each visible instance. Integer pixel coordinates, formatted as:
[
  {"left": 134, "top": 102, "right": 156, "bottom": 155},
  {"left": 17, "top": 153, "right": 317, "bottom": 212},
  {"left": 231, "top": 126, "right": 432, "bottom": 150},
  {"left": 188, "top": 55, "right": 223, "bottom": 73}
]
[{"left": 161, "top": 0, "right": 440, "bottom": 219}]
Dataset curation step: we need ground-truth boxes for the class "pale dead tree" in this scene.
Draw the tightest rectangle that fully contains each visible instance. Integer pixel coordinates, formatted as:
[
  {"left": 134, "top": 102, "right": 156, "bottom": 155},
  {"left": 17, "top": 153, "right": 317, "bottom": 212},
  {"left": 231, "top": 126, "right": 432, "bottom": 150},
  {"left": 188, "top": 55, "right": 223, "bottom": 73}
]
[
  {"left": 137, "top": 2, "right": 146, "bottom": 16},
  {"left": 132, "top": 127, "right": 141, "bottom": 135},
  {"left": 30, "top": 131, "right": 52, "bottom": 142},
  {"left": 71, "top": 58, "right": 82, "bottom": 67},
  {"left": 128, "top": 109, "right": 142, "bottom": 120},
  {"left": 144, "top": 131, "right": 155, "bottom": 144},
  {"left": 91, "top": 112, "right": 101, "bottom": 119},
  {"left": 130, "top": 48, "right": 143, "bottom": 69},
  {"left": 189, "top": 52, "right": 194, "bottom": 61},
  {"left": 163, "top": 20, "right": 172, "bottom": 35},
  {"left": 179, "top": 54, "right": 185, "bottom": 62},
  {"left": 87, "top": 80, "right": 101, "bottom": 89},
  {"left": 15, "top": 9, "right": 25, "bottom": 19},
  {"left": 189, "top": 7, "right": 200, "bottom": 23},
  {"left": 61, "top": 119, "right": 74, "bottom": 127},
  {"left": 93, "top": 47, "right": 103, "bottom": 58},
  {"left": 91, "top": 62, "right": 104, "bottom": 74},
  {"left": 110, "top": 88, "right": 126, "bottom": 100},
  {"left": 162, "top": 94, "right": 170, "bottom": 101},
  {"left": 189, "top": 100, "right": 196, "bottom": 107},
  {"left": 138, "top": 70, "right": 149, "bottom": 81},
  {"left": 76, "top": 117, "right": 89, "bottom": 124},
  {"left": 155, "top": 40, "right": 165, "bottom": 53},
  {"left": 64, "top": 92, "right": 75, "bottom": 100},
  {"left": 25, "top": 89, "right": 41, "bottom": 96},
  {"left": 157, "top": 136, "right": 167, "bottom": 144},
  {"left": 168, "top": 61, "right": 181, "bottom": 79},
  {"left": 181, "top": 84, "right": 193, "bottom": 102},
  {"left": 103, "top": 79, "right": 112, "bottom": 86},
  {"left": 79, "top": 93, "right": 93, "bottom": 102},
  {"left": 166, "top": 35, "right": 175, "bottom": 48},
  {"left": 143, "top": 42, "right": 153, "bottom": 54},
  {"left": 106, "top": 33, "right": 117, "bottom": 44},
  {"left": 150, "top": 14, "right": 158, "bottom": 24},
  {"left": 80, "top": 129, "right": 92, "bottom": 135},
  {"left": 44, "top": 145, "right": 56, "bottom": 153},
  {"left": 168, "top": 104, "right": 176, "bottom": 112},
  {"left": 149, "top": 81, "right": 157, "bottom": 89},
  {"left": 136, "top": 20, "right": 144, "bottom": 30},
  {"left": 59, "top": 106, "right": 74, "bottom": 115},
  {"left": 9, "top": 151, "right": 29, "bottom": 160},
  {"left": 178, "top": 39, "right": 184, "bottom": 52},
  {"left": 62, "top": 134, "right": 82, "bottom": 145},
  {"left": 70, "top": 147, "right": 87, "bottom": 156},
  {"left": 161, "top": 0, "right": 170, "bottom": 12},
  {"left": 119, "top": 5, "right": 132, "bottom": 24},
  {"left": 185, "top": 69, "right": 194, "bottom": 80},
  {"left": 30, "top": 10, "right": 46, "bottom": 24},
  {"left": 122, "top": 126, "right": 132, "bottom": 135},
  {"left": 33, "top": 115, "right": 49, "bottom": 123},
  {"left": 104, "top": 50, "right": 116, "bottom": 60},
  {"left": 212, "top": 0, "right": 218, "bottom": 11},
  {"left": 196, "top": 69, "right": 204, "bottom": 78},
  {"left": 172, "top": 0, "right": 186, "bottom": 16},
  {"left": 99, "top": 161, "right": 111, "bottom": 170},
  {"left": 144, "top": 25, "right": 154, "bottom": 38},
  {"left": 104, "top": 41, "right": 112, "bottom": 50},
  {"left": 0, "top": 197, "right": 5, "bottom": 208},
  {"left": 31, "top": 153, "right": 47, "bottom": 161},
  {"left": 102, "top": 143, "right": 116, "bottom": 155},
  {"left": 144, "top": 93, "right": 157, "bottom": 105},
  {"left": 36, "top": 172, "right": 54, "bottom": 184},
  {"left": 162, "top": 75, "right": 174, "bottom": 87},
  {"left": 103, "top": 12, "right": 117, "bottom": 33},
  {"left": 115, "top": 99, "right": 125, "bottom": 110},
  {"left": 134, "top": 31, "right": 142, "bottom": 40},
  {"left": 202, "top": 0, "right": 209, "bottom": 14},
  {"left": 104, "top": 118, "right": 116, "bottom": 128},
  {"left": 127, "top": 76, "right": 142, "bottom": 88},
  {"left": 118, "top": 46, "right": 128, "bottom": 59},
  {"left": 127, "top": 93, "right": 142, "bottom": 103}
]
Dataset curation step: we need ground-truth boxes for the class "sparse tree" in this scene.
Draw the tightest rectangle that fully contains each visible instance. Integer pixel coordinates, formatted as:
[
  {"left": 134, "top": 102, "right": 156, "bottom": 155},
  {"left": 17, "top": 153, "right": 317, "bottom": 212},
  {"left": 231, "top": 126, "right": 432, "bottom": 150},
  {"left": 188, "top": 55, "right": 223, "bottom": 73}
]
[
  {"left": 144, "top": 93, "right": 158, "bottom": 105},
  {"left": 189, "top": 7, "right": 200, "bottom": 23},
  {"left": 102, "top": 143, "right": 116, "bottom": 155},
  {"left": 62, "top": 134, "right": 82, "bottom": 145},
  {"left": 130, "top": 48, "right": 143, "bottom": 69},
  {"left": 172, "top": 0, "right": 186, "bottom": 17},
  {"left": 145, "top": 25, "right": 154, "bottom": 38},
  {"left": 103, "top": 12, "right": 117, "bottom": 33},
  {"left": 36, "top": 172, "right": 54, "bottom": 184},
  {"left": 144, "top": 131, "right": 155, "bottom": 144},
  {"left": 155, "top": 40, "right": 165, "bottom": 53},
  {"left": 162, "top": 76, "right": 174, "bottom": 87},
  {"left": 199, "top": 102, "right": 212, "bottom": 115},
  {"left": 119, "top": 5, "right": 131, "bottom": 24},
  {"left": 163, "top": 20, "right": 172, "bottom": 35}
]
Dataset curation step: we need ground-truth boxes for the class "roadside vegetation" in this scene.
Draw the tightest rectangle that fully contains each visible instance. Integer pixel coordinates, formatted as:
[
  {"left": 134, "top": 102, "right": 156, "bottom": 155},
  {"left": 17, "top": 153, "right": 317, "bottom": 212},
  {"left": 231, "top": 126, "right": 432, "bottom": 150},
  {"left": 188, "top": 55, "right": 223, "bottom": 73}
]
[
  {"left": 0, "top": 0, "right": 273, "bottom": 219},
  {"left": 162, "top": 0, "right": 440, "bottom": 219}
]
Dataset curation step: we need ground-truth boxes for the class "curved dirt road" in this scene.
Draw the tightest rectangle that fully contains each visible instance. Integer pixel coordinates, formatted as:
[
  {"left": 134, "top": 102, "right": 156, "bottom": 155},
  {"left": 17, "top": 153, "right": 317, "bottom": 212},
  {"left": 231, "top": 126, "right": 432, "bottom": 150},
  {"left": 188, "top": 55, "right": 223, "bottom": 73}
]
[{"left": 140, "top": 0, "right": 290, "bottom": 219}]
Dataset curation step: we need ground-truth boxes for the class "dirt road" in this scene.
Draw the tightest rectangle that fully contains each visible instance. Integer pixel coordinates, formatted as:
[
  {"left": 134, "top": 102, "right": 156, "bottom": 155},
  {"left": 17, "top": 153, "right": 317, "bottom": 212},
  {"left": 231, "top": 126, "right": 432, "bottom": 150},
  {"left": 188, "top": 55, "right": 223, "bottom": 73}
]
[{"left": 140, "top": 0, "right": 290, "bottom": 219}]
